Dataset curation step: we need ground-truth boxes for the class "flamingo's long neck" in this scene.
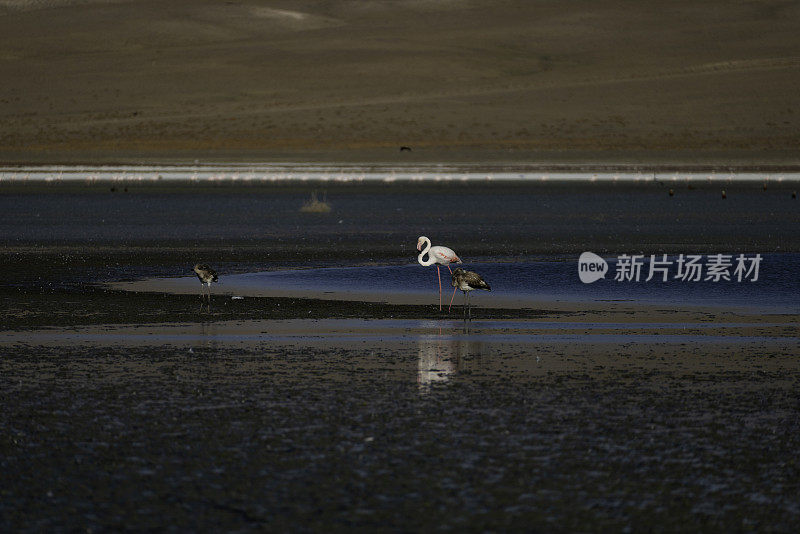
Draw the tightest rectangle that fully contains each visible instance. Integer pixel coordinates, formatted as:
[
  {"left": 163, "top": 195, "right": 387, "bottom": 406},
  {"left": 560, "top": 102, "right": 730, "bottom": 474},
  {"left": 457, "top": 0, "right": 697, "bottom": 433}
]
[{"left": 417, "top": 238, "right": 435, "bottom": 266}]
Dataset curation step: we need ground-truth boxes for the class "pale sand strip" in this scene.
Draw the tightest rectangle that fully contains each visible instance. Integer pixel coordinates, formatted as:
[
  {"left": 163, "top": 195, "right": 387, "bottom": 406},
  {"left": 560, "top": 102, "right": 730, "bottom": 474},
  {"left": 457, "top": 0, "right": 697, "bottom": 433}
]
[{"left": 107, "top": 276, "right": 799, "bottom": 326}]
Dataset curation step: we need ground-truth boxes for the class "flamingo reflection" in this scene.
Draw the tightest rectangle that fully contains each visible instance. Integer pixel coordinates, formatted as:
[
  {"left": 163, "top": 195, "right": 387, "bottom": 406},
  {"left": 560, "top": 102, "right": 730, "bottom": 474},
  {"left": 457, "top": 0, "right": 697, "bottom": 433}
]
[{"left": 416, "top": 334, "right": 485, "bottom": 392}]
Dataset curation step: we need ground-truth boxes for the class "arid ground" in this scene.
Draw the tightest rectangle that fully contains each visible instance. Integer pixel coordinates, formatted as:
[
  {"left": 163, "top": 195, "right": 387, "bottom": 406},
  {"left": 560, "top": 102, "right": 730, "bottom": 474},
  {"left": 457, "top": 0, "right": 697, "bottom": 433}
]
[
  {"left": 2, "top": 1, "right": 800, "bottom": 530},
  {"left": 1, "top": 0, "right": 799, "bottom": 164}
]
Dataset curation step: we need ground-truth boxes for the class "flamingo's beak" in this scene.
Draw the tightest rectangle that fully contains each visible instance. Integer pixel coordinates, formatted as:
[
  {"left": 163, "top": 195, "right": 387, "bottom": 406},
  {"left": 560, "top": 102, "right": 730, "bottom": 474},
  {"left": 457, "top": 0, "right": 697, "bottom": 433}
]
[{"left": 416, "top": 241, "right": 422, "bottom": 251}]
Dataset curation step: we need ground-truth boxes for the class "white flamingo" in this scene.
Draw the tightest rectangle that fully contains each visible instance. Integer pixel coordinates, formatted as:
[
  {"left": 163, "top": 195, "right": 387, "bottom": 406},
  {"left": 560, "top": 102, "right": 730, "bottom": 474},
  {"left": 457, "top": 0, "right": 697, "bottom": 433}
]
[{"left": 416, "top": 236, "right": 462, "bottom": 311}]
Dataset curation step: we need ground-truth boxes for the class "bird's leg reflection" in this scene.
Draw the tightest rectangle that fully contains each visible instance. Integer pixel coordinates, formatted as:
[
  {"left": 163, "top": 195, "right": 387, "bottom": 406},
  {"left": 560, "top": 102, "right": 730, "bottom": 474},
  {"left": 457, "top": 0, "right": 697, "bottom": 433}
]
[
  {"left": 197, "top": 321, "right": 218, "bottom": 351},
  {"left": 198, "top": 285, "right": 213, "bottom": 313}
]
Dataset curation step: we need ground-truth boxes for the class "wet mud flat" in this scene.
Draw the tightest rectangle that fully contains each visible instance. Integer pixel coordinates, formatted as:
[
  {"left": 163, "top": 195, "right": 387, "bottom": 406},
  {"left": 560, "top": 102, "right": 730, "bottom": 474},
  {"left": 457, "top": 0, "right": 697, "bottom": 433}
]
[
  {"left": 2, "top": 332, "right": 799, "bottom": 532},
  {"left": 2, "top": 179, "right": 799, "bottom": 530},
  {"left": 0, "top": 284, "right": 551, "bottom": 331}
]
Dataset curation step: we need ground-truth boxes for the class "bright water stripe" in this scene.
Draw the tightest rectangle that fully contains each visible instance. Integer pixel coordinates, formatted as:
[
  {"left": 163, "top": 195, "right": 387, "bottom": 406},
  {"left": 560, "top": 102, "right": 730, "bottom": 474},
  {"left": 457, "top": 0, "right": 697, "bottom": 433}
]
[{"left": 1, "top": 164, "right": 799, "bottom": 182}]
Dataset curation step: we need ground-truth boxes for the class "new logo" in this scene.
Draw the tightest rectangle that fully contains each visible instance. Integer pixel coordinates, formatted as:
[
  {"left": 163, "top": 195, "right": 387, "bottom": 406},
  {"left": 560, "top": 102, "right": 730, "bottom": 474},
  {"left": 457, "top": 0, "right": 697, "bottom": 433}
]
[{"left": 578, "top": 252, "right": 608, "bottom": 284}]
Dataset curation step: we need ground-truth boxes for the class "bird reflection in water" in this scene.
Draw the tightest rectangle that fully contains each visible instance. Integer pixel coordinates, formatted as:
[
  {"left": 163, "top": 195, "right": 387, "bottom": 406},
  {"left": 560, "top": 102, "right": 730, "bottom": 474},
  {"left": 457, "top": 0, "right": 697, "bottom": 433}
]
[
  {"left": 416, "top": 334, "right": 485, "bottom": 392},
  {"left": 191, "top": 321, "right": 219, "bottom": 353}
]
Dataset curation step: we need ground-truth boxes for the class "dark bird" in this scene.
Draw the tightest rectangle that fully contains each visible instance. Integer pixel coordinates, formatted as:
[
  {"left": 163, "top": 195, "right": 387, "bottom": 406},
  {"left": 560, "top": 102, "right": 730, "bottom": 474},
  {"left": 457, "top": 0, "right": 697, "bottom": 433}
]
[
  {"left": 449, "top": 267, "right": 491, "bottom": 320},
  {"left": 668, "top": 189, "right": 674, "bottom": 197},
  {"left": 793, "top": 191, "right": 797, "bottom": 199},
  {"left": 400, "top": 146, "right": 412, "bottom": 152},
  {"left": 193, "top": 264, "right": 218, "bottom": 305},
  {"left": 721, "top": 189, "right": 727, "bottom": 199}
]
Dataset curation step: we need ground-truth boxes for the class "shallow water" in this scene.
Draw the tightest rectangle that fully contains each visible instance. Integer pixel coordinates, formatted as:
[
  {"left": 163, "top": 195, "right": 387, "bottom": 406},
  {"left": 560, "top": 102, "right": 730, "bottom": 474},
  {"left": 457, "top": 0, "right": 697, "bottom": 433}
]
[{"left": 141, "top": 253, "right": 800, "bottom": 313}]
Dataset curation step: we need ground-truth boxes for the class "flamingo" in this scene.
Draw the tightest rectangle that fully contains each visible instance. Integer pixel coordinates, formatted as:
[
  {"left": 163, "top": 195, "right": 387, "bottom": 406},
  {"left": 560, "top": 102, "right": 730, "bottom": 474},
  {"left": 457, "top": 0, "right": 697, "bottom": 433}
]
[
  {"left": 450, "top": 267, "right": 491, "bottom": 320},
  {"left": 416, "top": 236, "right": 462, "bottom": 310},
  {"left": 193, "top": 264, "right": 218, "bottom": 306}
]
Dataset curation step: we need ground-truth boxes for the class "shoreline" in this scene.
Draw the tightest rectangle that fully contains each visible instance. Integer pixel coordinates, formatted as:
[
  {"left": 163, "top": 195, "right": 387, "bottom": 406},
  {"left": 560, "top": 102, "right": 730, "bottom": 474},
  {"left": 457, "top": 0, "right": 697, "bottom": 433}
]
[
  {"left": 108, "top": 276, "right": 800, "bottom": 318},
  {"left": 2, "top": 158, "right": 800, "bottom": 175}
]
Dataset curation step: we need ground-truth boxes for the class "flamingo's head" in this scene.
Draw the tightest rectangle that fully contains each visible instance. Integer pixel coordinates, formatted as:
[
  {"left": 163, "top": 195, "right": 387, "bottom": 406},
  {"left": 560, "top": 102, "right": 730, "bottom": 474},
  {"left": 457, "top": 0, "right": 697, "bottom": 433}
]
[{"left": 416, "top": 236, "right": 427, "bottom": 251}]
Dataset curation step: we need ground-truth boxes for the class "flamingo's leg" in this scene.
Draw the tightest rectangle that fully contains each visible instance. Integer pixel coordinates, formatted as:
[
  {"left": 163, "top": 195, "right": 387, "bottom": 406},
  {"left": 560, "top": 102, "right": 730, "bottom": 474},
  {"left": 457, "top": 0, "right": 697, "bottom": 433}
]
[
  {"left": 445, "top": 263, "right": 455, "bottom": 311},
  {"left": 436, "top": 265, "right": 442, "bottom": 310}
]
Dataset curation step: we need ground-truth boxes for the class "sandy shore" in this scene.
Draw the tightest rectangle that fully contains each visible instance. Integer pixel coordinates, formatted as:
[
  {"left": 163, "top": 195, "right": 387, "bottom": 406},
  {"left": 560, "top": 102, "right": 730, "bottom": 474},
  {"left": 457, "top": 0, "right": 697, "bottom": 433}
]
[
  {"left": 1, "top": 1, "right": 799, "bottom": 164},
  {"left": 108, "top": 268, "right": 799, "bottom": 313}
]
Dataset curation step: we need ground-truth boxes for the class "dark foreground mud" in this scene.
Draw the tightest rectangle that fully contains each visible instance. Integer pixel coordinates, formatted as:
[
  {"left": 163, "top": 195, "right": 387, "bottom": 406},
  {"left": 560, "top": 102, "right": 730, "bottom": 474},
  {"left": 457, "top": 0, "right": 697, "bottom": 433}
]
[
  {"left": 0, "top": 285, "right": 551, "bottom": 331},
  {"left": 2, "top": 341, "right": 799, "bottom": 532}
]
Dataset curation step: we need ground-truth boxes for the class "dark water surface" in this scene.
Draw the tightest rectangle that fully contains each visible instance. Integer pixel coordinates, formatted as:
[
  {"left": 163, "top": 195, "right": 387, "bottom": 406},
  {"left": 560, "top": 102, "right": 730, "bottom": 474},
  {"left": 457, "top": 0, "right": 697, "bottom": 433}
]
[{"left": 2, "top": 181, "right": 799, "bottom": 257}]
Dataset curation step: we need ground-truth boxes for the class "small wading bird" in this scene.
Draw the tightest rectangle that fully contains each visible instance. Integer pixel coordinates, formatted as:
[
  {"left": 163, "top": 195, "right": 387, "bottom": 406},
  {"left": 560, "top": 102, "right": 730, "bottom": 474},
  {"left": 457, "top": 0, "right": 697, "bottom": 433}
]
[
  {"left": 417, "top": 236, "right": 462, "bottom": 310},
  {"left": 450, "top": 268, "right": 491, "bottom": 320},
  {"left": 193, "top": 264, "right": 218, "bottom": 305}
]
